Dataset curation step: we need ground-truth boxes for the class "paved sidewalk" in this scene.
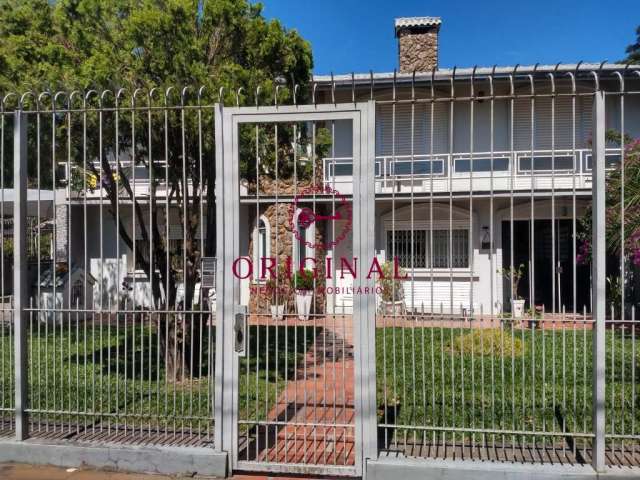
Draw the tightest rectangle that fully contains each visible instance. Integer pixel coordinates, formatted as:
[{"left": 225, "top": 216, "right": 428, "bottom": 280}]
[
  {"left": 0, "top": 463, "right": 183, "bottom": 479},
  {"left": 0, "top": 463, "right": 323, "bottom": 480}
]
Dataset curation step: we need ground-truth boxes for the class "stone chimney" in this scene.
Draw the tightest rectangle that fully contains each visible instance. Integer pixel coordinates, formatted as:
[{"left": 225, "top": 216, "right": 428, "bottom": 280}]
[{"left": 395, "top": 17, "right": 441, "bottom": 73}]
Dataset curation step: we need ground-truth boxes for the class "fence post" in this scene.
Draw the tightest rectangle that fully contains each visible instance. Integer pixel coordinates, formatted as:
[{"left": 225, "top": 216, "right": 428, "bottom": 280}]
[
  {"left": 591, "top": 89, "right": 606, "bottom": 472},
  {"left": 13, "top": 109, "right": 28, "bottom": 440}
]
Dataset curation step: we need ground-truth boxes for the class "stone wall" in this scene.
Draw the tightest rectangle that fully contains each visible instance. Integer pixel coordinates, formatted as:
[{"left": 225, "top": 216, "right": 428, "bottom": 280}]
[
  {"left": 248, "top": 202, "right": 327, "bottom": 316},
  {"left": 54, "top": 204, "right": 68, "bottom": 261},
  {"left": 397, "top": 27, "right": 439, "bottom": 73}
]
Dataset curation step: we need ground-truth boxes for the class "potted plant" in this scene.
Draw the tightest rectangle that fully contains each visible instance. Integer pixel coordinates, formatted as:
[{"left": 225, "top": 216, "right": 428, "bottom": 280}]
[
  {"left": 377, "top": 260, "right": 405, "bottom": 315},
  {"left": 292, "top": 269, "right": 314, "bottom": 320},
  {"left": 498, "top": 263, "right": 526, "bottom": 319},
  {"left": 267, "top": 266, "right": 289, "bottom": 320},
  {"left": 526, "top": 305, "right": 543, "bottom": 329}
]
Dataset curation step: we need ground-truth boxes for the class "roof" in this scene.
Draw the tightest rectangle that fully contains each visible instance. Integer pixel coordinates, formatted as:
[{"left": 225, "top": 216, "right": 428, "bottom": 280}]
[
  {"left": 312, "top": 63, "right": 640, "bottom": 85},
  {"left": 395, "top": 17, "right": 441, "bottom": 34}
]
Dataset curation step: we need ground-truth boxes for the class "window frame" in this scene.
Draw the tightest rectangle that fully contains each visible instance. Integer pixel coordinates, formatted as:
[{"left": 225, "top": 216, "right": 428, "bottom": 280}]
[
  {"left": 386, "top": 226, "right": 471, "bottom": 272},
  {"left": 252, "top": 215, "right": 271, "bottom": 282}
]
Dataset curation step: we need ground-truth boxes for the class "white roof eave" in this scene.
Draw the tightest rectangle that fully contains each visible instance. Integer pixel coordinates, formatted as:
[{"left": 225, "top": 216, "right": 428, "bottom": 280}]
[{"left": 312, "top": 63, "right": 640, "bottom": 84}]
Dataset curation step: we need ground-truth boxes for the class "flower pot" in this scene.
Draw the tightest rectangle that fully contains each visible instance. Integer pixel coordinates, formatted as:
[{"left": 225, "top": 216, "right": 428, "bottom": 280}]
[
  {"left": 270, "top": 304, "right": 284, "bottom": 321},
  {"left": 295, "top": 290, "right": 313, "bottom": 320},
  {"left": 511, "top": 299, "right": 525, "bottom": 319},
  {"left": 380, "top": 300, "right": 405, "bottom": 315}
]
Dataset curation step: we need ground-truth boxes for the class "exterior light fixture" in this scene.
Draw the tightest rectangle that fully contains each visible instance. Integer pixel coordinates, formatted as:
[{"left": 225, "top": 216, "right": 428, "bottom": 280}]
[{"left": 480, "top": 226, "right": 491, "bottom": 250}]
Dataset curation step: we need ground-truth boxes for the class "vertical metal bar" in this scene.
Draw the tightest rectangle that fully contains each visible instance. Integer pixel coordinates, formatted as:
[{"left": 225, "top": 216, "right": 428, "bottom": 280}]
[
  {"left": 213, "top": 103, "right": 226, "bottom": 454},
  {"left": 13, "top": 110, "right": 28, "bottom": 440},
  {"left": 357, "top": 100, "right": 378, "bottom": 469},
  {"left": 591, "top": 89, "right": 606, "bottom": 472}
]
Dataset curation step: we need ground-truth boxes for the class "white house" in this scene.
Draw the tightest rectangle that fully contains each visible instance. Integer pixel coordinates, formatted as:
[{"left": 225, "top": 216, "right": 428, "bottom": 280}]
[{"left": 53, "top": 17, "right": 640, "bottom": 318}]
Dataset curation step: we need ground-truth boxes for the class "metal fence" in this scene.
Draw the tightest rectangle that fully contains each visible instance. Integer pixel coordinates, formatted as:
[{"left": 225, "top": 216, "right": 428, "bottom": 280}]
[
  {"left": 1, "top": 64, "right": 640, "bottom": 476},
  {"left": 1, "top": 91, "right": 217, "bottom": 447}
]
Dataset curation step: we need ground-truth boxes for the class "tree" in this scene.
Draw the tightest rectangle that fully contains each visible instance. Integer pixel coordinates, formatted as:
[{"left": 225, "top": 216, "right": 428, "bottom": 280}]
[
  {"left": 0, "top": 0, "right": 313, "bottom": 379},
  {"left": 577, "top": 132, "right": 640, "bottom": 315},
  {"left": 623, "top": 25, "right": 640, "bottom": 64}
]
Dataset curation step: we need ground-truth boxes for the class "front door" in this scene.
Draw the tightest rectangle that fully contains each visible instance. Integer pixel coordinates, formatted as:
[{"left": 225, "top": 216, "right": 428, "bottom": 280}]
[{"left": 215, "top": 103, "right": 376, "bottom": 476}]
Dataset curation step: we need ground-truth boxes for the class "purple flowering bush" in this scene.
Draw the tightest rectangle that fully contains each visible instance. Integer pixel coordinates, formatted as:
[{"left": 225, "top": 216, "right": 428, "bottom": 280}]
[
  {"left": 577, "top": 132, "right": 640, "bottom": 316},
  {"left": 578, "top": 132, "right": 640, "bottom": 266}
]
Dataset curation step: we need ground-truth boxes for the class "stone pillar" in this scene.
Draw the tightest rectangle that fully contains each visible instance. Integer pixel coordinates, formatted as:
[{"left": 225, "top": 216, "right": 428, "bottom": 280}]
[{"left": 54, "top": 204, "right": 68, "bottom": 262}]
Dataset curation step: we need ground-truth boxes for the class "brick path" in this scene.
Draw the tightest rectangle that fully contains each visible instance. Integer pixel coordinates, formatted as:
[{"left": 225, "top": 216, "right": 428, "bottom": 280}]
[{"left": 241, "top": 315, "right": 356, "bottom": 467}]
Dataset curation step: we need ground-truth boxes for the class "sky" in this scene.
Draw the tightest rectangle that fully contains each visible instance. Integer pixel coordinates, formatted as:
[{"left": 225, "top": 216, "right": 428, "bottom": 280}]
[{"left": 260, "top": 0, "right": 639, "bottom": 75}]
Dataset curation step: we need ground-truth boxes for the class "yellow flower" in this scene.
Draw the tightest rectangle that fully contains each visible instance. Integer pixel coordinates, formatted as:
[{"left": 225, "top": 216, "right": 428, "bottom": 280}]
[{"left": 87, "top": 173, "right": 97, "bottom": 190}]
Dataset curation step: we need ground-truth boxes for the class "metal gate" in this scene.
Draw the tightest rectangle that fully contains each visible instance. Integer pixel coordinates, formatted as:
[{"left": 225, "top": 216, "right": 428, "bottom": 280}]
[
  {"left": 2, "top": 66, "right": 640, "bottom": 478},
  {"left": 215, "top": 102, "right": 377, "bottom": 475}
]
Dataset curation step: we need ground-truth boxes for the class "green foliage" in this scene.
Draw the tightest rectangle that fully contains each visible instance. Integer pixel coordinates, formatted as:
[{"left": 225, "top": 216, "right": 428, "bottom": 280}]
[
  {"left": 498, "top": 263, "right": 526, "bottom": 300},
  {"left": 449, "top": 329, "right": 525, "bottom": 357},
  {"left": 2, "top": 236, "right": 12, "bottom": 257},
  {"left": 238, "top": 123, "right": 332, "bottom": 183},
  {"left": 291, "top": 268, "right": 314, "bottom": 291},
  {"left": 623, "top": 25, "right": 640, "bottom": 64},
  {"left": 0, "top": 322, "right": 315, "bottom": 434},
  {"left": 578, "top": 131, "right": 640, "bottom": 256},
  {"left": 0, "top": 0, "right": 313, "bottom": 312},
  {"left": 377, "top": 260, "right": 404, "bottom": 303},
  {"left": 0, "top": 0, "right": 313, "bottom": 94},
  {"left": 375, "top": 327, "right": 635, "bottom": 445},
  {"left": 606, "top": 275, "right": 623, "bottom": 317}
]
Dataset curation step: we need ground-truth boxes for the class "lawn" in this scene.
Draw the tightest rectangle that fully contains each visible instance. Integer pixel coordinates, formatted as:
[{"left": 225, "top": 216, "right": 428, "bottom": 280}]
[
  {"left": 0, "top": 319, "right": 317, "bottom": 439},
  {"left": 376, "top": 325, "right": 639, "bottom": 448},
  {"left": 1, "top": 320, "right": 637, "bottom": 450}
]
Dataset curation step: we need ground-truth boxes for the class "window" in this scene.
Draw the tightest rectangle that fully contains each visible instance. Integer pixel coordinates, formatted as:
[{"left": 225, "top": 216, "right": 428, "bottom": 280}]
[
  {"left": 325, "top": 161, "right": 353, "bottom": 177},
  {"left": 387, "top": 229, "right": 469, "bottom": 269},
  {"left": 583, "top": 153, "right": 621, "bottom": 171},
  {"left": 519, "top": 155, "right": 575, "bottom": 172},
  {"left": 252, "top": 216, "right": 270, "bottom": 280},
  {"left": 454, "top": 157, "right": 510, "bottom": 173},
  {"left": 391, "top": 159, "right": 445, "bottom": 176},
  {"left": 258, "top": 219, "right": 268, "bottom": 260},
  {"left": 325, "top": 161, "right": 382, "bottom": 180}
]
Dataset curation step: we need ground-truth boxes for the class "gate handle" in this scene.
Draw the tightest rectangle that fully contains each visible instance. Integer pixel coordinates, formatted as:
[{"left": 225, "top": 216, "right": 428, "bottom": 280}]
[{"left": 234, "top": 308, "right": 247, "bottom": 356}]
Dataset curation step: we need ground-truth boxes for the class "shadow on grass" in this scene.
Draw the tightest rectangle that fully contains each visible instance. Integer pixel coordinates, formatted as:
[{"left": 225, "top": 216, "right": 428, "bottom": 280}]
[
  {"left": 240, "top": 325, "right": 321, "bottom": 382},
  {"left": 63, "top": 324, "right": 318, "bottom": 383}
]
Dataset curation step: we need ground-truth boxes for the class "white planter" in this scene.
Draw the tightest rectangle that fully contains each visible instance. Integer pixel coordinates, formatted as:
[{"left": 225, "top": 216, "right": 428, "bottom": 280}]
[
  {"left": 511, "top": 299, "right": 526, "bottom": 319},
  {"left": 270, "top": 304, "right": 285, "bottom": 321},
  {"left": 380, "top": 300, "right": 405, "bottom": 315},
  {"left": 295, "top": 290, "right": 313, "bottom": 320}
]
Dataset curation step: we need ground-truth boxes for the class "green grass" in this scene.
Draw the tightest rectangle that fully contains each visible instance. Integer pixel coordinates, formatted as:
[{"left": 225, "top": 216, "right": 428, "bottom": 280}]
[
  {"left": 0, "top": 321, "right": 315, "bottom": 436},
  {"left": 376, "top": 326, "right": 639, "bottom": 446},
  {"left": 2, "top": 321, "right": 638, "bottom": 449}
]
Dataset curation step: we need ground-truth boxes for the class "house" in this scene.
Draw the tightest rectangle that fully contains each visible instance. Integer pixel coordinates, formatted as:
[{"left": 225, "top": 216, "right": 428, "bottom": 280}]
[
  {"left": 237, "top": 17, "right": 640, "bottom": 317},
  {"left": 52, "top": 17, "right": 640, "bottom": 319}
]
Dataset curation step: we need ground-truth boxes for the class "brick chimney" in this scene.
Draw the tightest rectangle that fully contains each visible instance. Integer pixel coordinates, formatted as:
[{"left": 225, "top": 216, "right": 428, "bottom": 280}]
[{"left": 395, "top": 17, "right": 441, "bottom": 73}]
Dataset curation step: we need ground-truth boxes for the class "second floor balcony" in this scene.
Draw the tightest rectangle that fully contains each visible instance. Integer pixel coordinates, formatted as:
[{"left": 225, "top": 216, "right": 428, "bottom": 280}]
[{"left": 321, "top": 147, "right": 622, "bottom": 197}]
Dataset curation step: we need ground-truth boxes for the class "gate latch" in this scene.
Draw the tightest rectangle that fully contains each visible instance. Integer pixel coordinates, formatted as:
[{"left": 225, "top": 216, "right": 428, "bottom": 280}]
[{"left": 234, "top": 305, "right": 248, "bottom": 357}]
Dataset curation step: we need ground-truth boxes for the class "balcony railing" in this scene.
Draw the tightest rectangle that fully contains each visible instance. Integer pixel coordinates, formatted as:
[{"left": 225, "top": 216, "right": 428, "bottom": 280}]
[{"left": 322, "top": 148, "right": 622, "bottom": 193}]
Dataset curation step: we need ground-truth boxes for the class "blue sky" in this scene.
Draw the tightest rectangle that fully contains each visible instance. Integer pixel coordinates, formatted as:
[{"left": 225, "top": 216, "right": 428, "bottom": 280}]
[{"left": 260, "top": 0, "right": 639, "bottom": 74}]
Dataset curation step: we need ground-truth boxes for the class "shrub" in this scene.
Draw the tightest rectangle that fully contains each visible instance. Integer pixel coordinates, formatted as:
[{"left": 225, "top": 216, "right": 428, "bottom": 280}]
[
  {"left": 449, "top": 329, "right": 525, "bottom": 357},
  {"left": 265, "top": 266, "right": 291, "bottom": 305},
  {"left": 291, "top": 269, "right": 314, "bottom": 291},
  {"left": 377, "top": 260, "right": 404, "bottom": 303}
]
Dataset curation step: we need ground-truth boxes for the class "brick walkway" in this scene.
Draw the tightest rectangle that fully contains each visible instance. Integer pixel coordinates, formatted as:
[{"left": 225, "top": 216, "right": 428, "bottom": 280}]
[{"left": 240, "top": 315, "right": 356, "bottom": 467}]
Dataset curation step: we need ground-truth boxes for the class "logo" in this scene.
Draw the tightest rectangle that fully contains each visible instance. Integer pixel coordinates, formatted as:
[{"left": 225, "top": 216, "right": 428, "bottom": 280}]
[{"left": 289, "top": 184, "right": 352, "bottom": 251}]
